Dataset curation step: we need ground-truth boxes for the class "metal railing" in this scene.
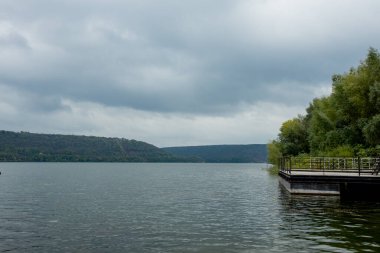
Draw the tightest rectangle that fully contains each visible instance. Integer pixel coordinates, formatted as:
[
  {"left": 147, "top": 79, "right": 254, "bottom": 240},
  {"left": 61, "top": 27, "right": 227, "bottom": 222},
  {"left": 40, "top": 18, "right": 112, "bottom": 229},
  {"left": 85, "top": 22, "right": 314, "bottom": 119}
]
[{"left": 279, "top": 157, "right": 380, "bottom": 176}]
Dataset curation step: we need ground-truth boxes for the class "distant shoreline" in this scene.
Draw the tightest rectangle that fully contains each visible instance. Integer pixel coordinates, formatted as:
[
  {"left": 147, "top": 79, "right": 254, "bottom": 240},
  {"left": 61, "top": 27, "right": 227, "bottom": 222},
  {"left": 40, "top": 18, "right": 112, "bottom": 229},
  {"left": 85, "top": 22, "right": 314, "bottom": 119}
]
[{"left": 0, "top": 130, "right": 268, "bottom": 163}]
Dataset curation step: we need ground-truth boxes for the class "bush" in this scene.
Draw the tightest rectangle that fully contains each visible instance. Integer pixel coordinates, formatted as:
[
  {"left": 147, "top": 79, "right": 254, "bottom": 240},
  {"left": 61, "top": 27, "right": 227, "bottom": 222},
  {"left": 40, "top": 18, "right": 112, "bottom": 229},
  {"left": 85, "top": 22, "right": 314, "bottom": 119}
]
[{"left": 319, "top": 145, "right": 355, "bottom": 157}]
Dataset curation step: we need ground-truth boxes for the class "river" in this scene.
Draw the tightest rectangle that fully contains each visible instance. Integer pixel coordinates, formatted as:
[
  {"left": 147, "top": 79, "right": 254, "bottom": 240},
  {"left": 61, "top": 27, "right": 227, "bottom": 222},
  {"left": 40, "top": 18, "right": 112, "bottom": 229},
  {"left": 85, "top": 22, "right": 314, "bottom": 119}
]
[{"left": 0, "top": 163, "right": 379, "bottom": 252}]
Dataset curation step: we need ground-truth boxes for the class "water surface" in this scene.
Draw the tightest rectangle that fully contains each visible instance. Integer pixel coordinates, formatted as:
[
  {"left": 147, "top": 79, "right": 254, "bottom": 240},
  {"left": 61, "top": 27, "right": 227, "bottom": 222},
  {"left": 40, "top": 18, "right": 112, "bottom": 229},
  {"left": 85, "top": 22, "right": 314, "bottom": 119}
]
[{"left": 0, "top": 163, "right": 379, "bottom": 252}]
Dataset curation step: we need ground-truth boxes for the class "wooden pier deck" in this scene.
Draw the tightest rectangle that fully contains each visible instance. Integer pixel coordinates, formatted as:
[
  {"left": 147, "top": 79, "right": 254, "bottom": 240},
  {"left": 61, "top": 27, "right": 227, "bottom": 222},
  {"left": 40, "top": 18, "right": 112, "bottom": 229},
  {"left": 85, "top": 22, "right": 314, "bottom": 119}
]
[{"left": 278, "top": 157, "right": 380, "bottom": 199}]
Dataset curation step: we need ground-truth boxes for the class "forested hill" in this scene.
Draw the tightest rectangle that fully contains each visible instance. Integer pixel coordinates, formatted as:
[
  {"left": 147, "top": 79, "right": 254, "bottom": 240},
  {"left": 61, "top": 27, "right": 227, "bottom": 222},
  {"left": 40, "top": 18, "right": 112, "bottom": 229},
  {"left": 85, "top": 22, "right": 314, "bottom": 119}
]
[
  {"left": 162, "top": 144, "right": 267, "bottom": 163},
  {"left": 0, "top": 130, "right": 196, "bottom": 162}
]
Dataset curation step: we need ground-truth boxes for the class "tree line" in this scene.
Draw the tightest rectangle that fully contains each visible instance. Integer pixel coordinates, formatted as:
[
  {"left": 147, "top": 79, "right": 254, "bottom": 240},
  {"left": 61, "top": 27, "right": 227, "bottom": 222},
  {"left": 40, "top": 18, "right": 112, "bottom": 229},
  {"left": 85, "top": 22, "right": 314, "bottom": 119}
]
[
  {"left": 0, "top": 130, "right": 199, "bottom": 162},
  {"left": 268, "top": 48, "right": 380, "bottom": 164},
  {"left": 163, "top": 144, "right": 267, "bottom": 163}
]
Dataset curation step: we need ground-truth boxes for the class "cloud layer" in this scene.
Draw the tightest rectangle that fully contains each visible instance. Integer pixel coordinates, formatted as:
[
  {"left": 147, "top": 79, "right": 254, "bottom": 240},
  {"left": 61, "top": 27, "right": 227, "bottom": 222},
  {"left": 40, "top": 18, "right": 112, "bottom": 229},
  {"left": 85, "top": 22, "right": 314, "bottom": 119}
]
[{"left": 0, "top": 0, "right": 379, "bottom": 146}]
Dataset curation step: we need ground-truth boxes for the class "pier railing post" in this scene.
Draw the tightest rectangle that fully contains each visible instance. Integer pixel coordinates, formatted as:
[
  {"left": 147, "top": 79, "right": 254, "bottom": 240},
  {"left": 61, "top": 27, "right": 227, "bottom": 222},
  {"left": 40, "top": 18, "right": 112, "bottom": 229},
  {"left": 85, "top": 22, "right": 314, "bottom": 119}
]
[
  {"left": 323, "top": 157, "right": 325, "bottom": 174},
  {"left": 281, "top": 157, "right": 284, "bottom": 173},
  {"left": 358, "top": 157, "right": 361, "bottom": 176}
]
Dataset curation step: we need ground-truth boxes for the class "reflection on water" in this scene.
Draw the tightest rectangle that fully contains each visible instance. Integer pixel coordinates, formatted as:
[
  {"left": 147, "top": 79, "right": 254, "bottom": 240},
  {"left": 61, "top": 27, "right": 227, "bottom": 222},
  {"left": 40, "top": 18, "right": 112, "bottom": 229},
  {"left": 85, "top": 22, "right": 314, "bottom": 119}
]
[
  {"left": 0, "top": 163, "right": 379, "bottom": 252},
  {"left": 279, "top": 187, "right": 380, "bottom": 252}
]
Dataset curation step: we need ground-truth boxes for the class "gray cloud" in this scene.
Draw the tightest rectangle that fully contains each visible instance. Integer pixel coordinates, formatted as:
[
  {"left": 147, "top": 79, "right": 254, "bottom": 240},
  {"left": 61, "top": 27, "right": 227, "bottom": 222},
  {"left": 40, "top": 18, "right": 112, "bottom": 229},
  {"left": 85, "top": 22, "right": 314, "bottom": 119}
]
[{"left": 0, "top": 0, "right": 379, "bottom": 144}]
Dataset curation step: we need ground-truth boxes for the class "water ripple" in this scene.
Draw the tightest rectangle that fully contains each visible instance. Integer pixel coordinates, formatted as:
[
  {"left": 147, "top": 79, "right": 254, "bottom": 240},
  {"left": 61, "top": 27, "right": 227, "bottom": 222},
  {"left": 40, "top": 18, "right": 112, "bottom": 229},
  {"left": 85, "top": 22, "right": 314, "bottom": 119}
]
[{"left": 0, "top": 163, "right": 379, "bottom": 252}]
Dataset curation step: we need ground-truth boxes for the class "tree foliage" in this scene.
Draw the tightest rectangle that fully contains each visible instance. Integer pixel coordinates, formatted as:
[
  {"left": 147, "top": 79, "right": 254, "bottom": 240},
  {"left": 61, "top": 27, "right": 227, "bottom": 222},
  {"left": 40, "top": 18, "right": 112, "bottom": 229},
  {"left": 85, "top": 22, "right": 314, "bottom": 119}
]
[
  {"left": 363, "top": 114, "right": 380, "bottom": 146},
  {"left": 0, "top": 130, "right": 198, "bottom": 162},
  {"left": 267, "top": 140, "right": 281, "bottom": 165},
  {"left": 163, "top": 144, "right": 267, "bottom": 163},
  {"left": 278, "top": 116, "right": 309, "bottom": 156},
  {"left": 268, "top": 48, "right": 380, "bottom": 160}
]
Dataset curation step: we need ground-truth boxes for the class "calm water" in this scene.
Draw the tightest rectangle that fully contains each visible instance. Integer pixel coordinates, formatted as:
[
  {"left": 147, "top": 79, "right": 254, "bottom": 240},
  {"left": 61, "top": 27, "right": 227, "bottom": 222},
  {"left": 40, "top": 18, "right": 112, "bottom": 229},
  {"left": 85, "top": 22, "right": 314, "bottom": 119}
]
[{"left": 0, "top": 163, "right": 379, "bottom": 253}]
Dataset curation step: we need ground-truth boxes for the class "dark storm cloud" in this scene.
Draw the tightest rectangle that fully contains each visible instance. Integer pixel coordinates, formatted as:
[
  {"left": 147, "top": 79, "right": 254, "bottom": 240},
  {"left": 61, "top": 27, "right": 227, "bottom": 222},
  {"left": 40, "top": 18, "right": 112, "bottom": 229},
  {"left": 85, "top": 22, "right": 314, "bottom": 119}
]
[{"left": 0, "top": 0, "right": 380, "bottom": 115}]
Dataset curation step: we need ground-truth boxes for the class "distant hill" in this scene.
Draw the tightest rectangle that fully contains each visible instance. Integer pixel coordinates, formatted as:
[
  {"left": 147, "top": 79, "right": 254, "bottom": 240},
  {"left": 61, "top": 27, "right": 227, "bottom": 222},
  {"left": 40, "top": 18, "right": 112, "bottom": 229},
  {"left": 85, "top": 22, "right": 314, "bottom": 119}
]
[
  {"left": 162, "top": 144, "right": 268, "bottom": 163},
  {"left": 0, "top": 130, "right": 197, "bottom": 162}
]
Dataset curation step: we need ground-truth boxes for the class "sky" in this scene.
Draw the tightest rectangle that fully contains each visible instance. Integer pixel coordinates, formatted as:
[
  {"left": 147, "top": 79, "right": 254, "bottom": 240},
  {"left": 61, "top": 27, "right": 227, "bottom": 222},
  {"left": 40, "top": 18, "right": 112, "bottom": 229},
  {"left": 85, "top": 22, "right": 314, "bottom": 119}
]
[{"left": 0, "top": 0, "right": 379, "bottom": 147}]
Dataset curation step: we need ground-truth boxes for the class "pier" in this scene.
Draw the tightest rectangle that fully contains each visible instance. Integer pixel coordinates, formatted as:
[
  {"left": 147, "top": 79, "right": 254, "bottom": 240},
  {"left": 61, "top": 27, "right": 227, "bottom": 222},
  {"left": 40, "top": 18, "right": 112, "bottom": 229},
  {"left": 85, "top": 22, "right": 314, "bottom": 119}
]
[{"left": 278, "top": 157, "right": 380, "bottom": 199}]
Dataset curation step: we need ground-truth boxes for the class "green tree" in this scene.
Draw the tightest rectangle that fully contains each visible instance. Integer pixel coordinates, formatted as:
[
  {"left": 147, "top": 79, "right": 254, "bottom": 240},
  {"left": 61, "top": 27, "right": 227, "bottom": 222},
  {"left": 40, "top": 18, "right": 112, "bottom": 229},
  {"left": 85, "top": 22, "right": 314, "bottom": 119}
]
[
  {"left": 267, "top": 140, "right": 281, "bottom": 165},
  {"left": 363, "top": 115, "right": 380, "bottom": 146},
  {"left": 369, "top": 81, "right": 380, "bottom": 114},
  {"left": 307, "top": 97, "right": 338, "bottom": 153},
  {"left": 269, "top": 48, "right": 380, "bottom": 158},
  {"left": 278, "top": 116, "right": 309, "bottom": 156},
  {"left": 331, "top": 47, "right": 380, "bottom": 121}
]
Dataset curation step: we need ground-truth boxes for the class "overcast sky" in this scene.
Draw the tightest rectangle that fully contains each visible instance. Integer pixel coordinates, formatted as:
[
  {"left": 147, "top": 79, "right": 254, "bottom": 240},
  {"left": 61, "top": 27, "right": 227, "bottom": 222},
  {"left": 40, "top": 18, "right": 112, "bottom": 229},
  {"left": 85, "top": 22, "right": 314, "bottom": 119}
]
[{"left": 0, "top": 0, "right": 379, "bottom": 147}]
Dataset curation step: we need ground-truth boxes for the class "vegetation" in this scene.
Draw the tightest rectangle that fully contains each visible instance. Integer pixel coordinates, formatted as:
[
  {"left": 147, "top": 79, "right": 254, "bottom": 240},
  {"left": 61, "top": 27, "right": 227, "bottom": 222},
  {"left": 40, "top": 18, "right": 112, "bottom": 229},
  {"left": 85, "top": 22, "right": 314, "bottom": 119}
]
[
  {"left": 163, "top": 144, "right": 267, "bottom": 163},
  {"left": 268, "top": 48, "right": 380, "bottom": 164},
  {"left": 0, "top": 130, "right": 198, "bottom": 162}
]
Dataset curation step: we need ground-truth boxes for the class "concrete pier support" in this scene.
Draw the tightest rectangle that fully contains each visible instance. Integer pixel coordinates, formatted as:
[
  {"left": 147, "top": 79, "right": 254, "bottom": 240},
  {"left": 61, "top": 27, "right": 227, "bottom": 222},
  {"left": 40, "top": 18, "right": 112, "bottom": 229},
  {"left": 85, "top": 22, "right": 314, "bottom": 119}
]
[
  {"left": 279, "top": 171, "right": 380, "bottom": 200},
  {"left": 279, "top": 176, "right": 340, "bottom": 195}
]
